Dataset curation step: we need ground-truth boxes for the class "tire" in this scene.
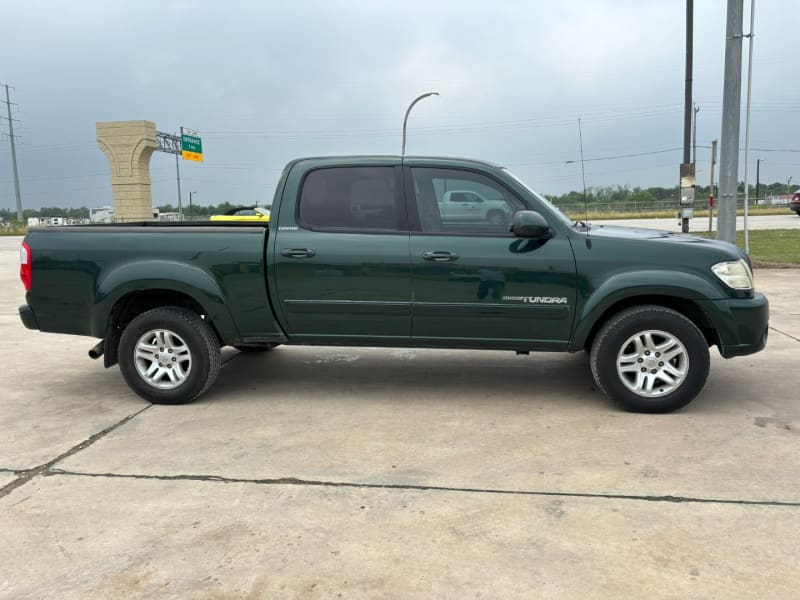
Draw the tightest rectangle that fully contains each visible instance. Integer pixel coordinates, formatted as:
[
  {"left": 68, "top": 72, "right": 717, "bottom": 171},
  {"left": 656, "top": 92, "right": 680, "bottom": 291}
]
[
  {"left": 234, "top": 343, "right": 281, "bottom": 353},
  {"left": 590, "top": 305, "right": 710, "bottom": 413},
  {"left": 118, "top": 307, "right": 221, "bottom": 405},
  {"left": 487, "top": 210, "right": 505, "bottom": 226}
]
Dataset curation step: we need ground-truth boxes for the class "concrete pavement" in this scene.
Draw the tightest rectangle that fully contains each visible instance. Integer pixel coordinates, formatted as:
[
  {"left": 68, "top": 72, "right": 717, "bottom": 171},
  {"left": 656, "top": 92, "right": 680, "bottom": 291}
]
[{"left": 1, "top": 234, "right": 799, "bottom": 598}]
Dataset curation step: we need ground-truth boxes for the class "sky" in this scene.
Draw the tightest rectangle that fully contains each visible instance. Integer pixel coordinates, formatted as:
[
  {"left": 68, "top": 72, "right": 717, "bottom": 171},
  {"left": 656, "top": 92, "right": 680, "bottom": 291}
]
[{"left": 1, "top": 0, "right": 797, "bottom": 211}]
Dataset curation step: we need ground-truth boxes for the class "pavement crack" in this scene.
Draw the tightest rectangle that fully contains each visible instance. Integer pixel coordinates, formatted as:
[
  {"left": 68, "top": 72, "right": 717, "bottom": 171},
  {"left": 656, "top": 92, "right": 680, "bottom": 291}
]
[
  {"left": 769, "top": 325, "right": 800, "bottom": 343},
  {"left": 0, "top": 405, "right": 152, "bottom": 500},
  {"left": 43, "top": 469, "right": 800, "bottom": 508}
]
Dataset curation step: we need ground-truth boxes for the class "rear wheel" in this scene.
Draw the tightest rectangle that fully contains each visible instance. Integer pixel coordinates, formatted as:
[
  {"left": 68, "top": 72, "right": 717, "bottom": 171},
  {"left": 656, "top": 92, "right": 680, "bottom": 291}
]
[
  {"left": 590, "top": 305, "right": 710, "bottom": 413},
  {"left": 119, "top": 307, "right": 221, "bottom": 405}
]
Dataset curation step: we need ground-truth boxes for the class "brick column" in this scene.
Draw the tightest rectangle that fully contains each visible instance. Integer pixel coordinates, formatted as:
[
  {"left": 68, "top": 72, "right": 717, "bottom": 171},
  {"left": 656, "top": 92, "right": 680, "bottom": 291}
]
[{"left": 96, "top": 121, "right": 157, "bottom": 222}]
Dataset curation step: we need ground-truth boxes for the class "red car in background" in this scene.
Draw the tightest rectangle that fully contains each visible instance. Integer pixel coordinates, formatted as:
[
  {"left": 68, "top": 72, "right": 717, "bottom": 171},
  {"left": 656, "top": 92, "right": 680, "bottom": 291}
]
[{"left": 790, "top": 191, "right": 800, "bottom": 216}]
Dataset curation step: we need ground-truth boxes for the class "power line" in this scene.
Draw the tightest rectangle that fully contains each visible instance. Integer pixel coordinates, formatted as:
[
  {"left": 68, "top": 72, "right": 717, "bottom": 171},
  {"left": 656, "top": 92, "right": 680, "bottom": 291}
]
[{"left": 568, "top": 147, "right": 683, "bottom": 163}]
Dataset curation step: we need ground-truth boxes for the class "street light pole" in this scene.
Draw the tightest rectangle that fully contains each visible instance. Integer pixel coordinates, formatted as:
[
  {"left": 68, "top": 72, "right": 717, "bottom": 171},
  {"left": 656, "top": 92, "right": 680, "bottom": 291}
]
[{"left": 402, "top": 92, "right": 439, "bottom": 156}]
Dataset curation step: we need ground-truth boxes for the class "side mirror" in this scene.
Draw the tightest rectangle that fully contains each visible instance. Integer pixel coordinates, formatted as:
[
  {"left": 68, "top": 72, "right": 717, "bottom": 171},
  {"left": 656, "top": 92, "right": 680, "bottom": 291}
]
[{"left": 512, "top": 210, "right": 552, "bottom": 239}]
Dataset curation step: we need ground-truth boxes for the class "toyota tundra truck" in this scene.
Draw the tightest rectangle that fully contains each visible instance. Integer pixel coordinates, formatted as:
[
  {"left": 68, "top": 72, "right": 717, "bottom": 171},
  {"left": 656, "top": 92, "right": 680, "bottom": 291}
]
[{"left": 18, "top": 156, "right": 769, "bottom": 412}]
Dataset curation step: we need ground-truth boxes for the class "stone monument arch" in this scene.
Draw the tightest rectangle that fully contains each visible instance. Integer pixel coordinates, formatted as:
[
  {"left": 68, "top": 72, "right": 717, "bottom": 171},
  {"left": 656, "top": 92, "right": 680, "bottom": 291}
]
[{"left": 96, "top": 120, "right": 157, "bottom": 222}]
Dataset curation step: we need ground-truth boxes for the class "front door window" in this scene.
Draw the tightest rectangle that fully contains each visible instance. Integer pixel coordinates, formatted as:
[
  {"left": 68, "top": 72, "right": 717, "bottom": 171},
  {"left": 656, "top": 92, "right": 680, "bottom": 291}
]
[{"left": 411, "top": 168, "right": 526, "bottom": 234}]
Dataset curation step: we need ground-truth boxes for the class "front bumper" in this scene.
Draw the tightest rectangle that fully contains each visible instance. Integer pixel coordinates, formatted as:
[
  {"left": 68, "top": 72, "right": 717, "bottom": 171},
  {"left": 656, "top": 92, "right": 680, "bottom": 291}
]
[
  {"left": 704, "top": 292, "right": 769, "bottom": 358},
  {"left": 19, "top": 304, "right": 39, "bottom": 330}
]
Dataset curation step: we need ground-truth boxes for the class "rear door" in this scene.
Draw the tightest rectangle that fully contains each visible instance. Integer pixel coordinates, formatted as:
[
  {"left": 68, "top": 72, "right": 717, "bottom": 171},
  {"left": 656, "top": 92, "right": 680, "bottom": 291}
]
[
  {"left": 406, "top": 166, "right": 577, "bottom": 349},
  {"left": 272, "top": 163, "right": 412, "bottom": 344}
]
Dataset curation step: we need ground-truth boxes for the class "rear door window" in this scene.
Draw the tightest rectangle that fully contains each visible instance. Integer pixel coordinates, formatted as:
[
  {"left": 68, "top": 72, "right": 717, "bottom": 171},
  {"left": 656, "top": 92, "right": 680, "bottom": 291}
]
[{"left": 298, "top": 167, "right": 401, "bottom": 231}]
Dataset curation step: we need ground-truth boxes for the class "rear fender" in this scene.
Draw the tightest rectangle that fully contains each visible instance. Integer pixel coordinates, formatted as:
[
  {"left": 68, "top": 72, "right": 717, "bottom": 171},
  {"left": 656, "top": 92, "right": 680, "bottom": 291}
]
[{"left": 91, "top": 260, "right": 239, "bottom": 342}]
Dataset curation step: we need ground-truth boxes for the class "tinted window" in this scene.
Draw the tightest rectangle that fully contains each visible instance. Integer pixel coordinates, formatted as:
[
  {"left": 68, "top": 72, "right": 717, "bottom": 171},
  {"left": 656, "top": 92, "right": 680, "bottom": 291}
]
[
  {"left": 299, "top": 167, "right": 398, "bottom": 230},
  {"left": 411, "top": 168, "right": 526, "bottom": 233}
]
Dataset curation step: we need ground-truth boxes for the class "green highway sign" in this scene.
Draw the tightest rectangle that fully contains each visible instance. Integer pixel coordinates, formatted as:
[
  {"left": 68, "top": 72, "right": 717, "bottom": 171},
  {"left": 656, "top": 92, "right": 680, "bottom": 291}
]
[{"left": 181, "top": 127, "right": 203, "bottom": 162}]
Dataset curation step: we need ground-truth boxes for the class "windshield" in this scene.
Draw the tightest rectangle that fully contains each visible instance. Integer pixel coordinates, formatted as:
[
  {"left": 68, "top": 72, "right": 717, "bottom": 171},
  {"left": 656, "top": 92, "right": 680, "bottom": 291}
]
[{"left": 502, "top": 168, "right": 576, "bottom": 228}]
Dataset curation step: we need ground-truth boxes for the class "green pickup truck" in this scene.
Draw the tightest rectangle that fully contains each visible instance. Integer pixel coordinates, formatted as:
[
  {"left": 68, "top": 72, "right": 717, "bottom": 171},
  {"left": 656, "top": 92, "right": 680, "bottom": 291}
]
[{"left": 18, "top": 156, "right": 769, "bottom": 412}]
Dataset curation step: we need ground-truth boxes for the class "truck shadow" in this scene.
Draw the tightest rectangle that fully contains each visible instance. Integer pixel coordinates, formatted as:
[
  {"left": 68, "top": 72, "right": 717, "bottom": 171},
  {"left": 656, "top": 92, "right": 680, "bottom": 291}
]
[{"left": 207, "top": 346, "right": 608, "bottom": 410}]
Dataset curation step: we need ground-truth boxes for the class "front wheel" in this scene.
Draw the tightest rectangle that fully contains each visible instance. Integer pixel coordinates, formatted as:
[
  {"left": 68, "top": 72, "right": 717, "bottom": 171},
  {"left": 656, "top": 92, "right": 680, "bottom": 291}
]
[
  {"left": 590, "top": 305, "right": 710, "bottom": 413},
  {"left": 119, "top": 307, "right": 221, "bottom": 405}
]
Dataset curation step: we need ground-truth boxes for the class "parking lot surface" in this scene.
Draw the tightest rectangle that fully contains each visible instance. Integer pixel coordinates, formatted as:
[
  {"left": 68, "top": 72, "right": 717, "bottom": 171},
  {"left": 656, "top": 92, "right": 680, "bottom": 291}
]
[{"left": 2, "top": 234, "right": 799, "bottom": 598}]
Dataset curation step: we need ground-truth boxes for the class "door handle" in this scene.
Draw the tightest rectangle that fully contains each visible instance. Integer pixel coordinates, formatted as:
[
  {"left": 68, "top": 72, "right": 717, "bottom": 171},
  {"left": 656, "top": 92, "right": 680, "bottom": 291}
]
[
  {"left": 281, "top": 248, "right": 316, "bottom": 258},
  {"left": 422, "top": 251, "right": 459, "bottom": 262}
]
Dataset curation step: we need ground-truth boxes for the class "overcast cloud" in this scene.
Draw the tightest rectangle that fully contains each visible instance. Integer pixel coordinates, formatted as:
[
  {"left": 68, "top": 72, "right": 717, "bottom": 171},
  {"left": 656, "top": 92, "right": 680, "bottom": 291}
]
[{"left": 1, "top": 0, "right": 797, "bottom": 210}]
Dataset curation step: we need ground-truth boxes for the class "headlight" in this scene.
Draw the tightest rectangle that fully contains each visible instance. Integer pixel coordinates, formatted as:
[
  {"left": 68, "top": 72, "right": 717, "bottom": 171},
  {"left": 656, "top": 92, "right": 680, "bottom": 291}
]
[{"left": 711, "top": 259, "right": 754, "bottom": 290}]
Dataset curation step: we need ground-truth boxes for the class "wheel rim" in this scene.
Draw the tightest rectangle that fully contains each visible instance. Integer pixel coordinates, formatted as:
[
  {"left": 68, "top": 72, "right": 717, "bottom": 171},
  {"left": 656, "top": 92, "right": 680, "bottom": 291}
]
[
  {"left": 134, "top": 329, "right": 192, "bottom": 390},
  {"left": 488, "top": 212, "right": 504, "bottom": 225},
  {"left": 616, "top": 329, "right": 689, "bottom": 398}
]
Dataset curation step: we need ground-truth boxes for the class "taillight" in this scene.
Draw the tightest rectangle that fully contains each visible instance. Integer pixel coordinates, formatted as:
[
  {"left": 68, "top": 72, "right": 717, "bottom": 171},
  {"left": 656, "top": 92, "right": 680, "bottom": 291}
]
[{"left": 20, "top": 240, "right": 31, "bottom": 292}]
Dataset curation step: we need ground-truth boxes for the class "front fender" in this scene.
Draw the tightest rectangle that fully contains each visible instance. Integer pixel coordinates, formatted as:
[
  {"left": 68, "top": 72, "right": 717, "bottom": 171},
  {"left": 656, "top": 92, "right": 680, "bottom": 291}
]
[
  {"left": 91, "top": 260, "right": 239, "bottom": 341},
  {"left": 570, "top": 270, "right": 724, "bottom": 350}
]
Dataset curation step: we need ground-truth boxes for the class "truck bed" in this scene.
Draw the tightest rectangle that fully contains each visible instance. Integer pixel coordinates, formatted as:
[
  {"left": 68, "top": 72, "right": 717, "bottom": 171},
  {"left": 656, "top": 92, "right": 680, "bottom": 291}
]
[{"left": 23, "top": 223, "right": 282, "bottom": 346}]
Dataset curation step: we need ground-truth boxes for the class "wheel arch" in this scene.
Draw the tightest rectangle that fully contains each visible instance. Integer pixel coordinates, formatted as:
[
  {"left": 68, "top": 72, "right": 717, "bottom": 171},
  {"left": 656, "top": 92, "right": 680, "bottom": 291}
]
[
  {"left": 101, "top": 288, "right": 226, "bottom": 368},
  {"left": 575, "top": 294, "right": 719, "bottom": 352}
]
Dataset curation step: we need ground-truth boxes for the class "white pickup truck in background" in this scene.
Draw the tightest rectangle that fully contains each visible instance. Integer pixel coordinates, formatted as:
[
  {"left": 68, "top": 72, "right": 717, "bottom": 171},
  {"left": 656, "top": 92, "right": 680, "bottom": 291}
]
[{"left": 439, "top": 190, "right": 512, "bottom": 224}]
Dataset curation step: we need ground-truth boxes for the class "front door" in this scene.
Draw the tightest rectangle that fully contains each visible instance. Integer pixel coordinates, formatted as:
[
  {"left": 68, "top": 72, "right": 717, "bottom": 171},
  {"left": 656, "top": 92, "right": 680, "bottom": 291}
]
[{"left": 406, "top": 166, "right": 577, "bottom": 349}]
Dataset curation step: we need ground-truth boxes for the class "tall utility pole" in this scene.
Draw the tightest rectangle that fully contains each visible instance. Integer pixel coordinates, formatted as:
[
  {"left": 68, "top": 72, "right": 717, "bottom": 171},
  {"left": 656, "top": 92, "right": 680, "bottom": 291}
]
[
  {"left": 718, "top": 0, "right": 745, "bottom": 243},
  {"left": 742, "top": 0, "right": 756, "bottom": 254},
  {"left": 683, "top": 1, "right": 693, "bottom": 167},
  {"left": 2, "top": 84, "right": 23, "bottom": 222},
  {"left": 679, "top": 0, "right": 695, "bottom": 234}
]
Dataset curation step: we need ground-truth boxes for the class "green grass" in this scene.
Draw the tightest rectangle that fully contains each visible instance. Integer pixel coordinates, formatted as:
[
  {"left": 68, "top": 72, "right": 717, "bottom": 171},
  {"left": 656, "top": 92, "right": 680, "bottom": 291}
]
[
  {"left": 694, "top": 229, "right": 800, "bottom": 267},
  {"left": 0, "top": 226, "right": 27, "bottom": 236}
]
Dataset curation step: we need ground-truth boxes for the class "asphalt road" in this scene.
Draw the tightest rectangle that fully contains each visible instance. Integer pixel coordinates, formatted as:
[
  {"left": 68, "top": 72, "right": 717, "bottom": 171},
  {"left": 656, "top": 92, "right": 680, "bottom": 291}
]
[
  {"left": 594, "top": 212, "right": 800, "bottom": 231},
  {"left": 1, "top": 234, "right": 799, "bottom": 598}
]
